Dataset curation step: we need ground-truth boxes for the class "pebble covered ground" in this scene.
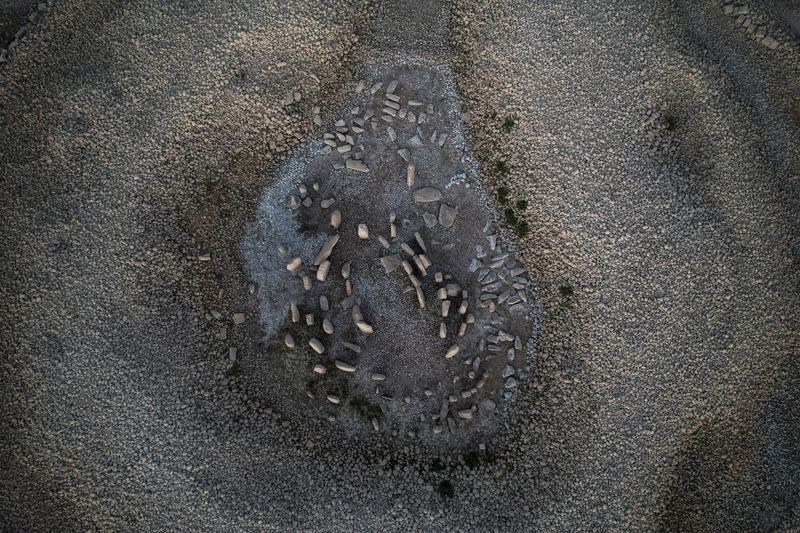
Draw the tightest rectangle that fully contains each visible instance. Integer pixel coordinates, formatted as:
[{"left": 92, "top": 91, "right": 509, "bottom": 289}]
[{"left": 1, "top": 0, "right": 798, "bottom": 531}]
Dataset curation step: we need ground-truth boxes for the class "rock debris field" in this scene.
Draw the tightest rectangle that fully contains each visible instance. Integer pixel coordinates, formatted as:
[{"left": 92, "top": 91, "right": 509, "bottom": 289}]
[
  {"left": 1, "top": 0, "right": 799, "bottom": 531},
  {"left": 243, "top": 64, "right": 538, "bottom": 442}
]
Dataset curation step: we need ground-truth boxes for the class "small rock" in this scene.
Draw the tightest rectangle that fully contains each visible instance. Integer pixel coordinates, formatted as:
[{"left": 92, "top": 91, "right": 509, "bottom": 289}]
[
  {"left": 445, "top": 345, "right": 460, "bottom": 359},
  {"left": 313, "top": 364, "right": 327, "bottom": 375},
  {"left": 285, "top": 333, "right": 295, "bottom": 348},
  {"left": 357, "top": 224, "right": 369, "bottom": 239},
  {"left": 232, "top": 313, "right": 246, "bottom": 325},
  {"left": 335, "top": 360, "right": 356, "bottom": 373}
]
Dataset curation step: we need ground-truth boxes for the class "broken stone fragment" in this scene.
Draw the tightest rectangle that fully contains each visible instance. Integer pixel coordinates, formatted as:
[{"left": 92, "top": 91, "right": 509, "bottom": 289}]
[
  {"left": 380, "top": 255, "right": 402, "bottom": 274},
  {"left": 331, "top": 210, "right": 342, "bottom": 228},
  {"left": 314, "top": 234, "right": 340, "bottom": 265},
  {"left": 232, "top": 313, "right": 246, "bottom": 325},
  {"left": 287, "top": 257, "right": 302, "bottom": 272},
  {"left": 313, "top": 364, "right": 327, "bottom": 375},
  {"left": 335, "top": 360, "right": 356, "bottom": 373},
  {"left": 438, "top": 204, "right": 458, "bottom": 228},
  {"left": 437, "top": 133, "right": 448, "bottom": 147},
  {"left": 285, "top": 333, "right": 295, "bottom": 348},
  {"left": 309, "top": 338, "right": 325, "bottom": 354},
  {"left": 441, "top": 300, "right": 451, "bottom": 317},
  {"left": 320, "top": 198, "right": 335, "bottom": 209},
  {"left": 458, "top": 322, "right": 467, "bottom": 337},
  {"left": 316, "top": 260, "right": 331, "bottom": 281},
  {"left": 408, "top": 133, "right": 423, "bottom": 147},
  {"left": 419, "top": 254, "right": 432, "bottom": 268},
  {"left": 370, "top": 81, "right": 383, "bottom": 94},
  {"left": 341, "top": 262, "right": 350, "bottom": 279},
  {"left": 397, "top": 148, "right": 411, "bottom": 163},
  {"left": 387, "top": 126, "right": 396, "bottom": 141},
  {"left": 302, "top": 275, "right": 312, "bottom": 290},
  {"left": 458, "top": 409, "right": 474, "bottom": 420},
  {"left": 198, "top": 252, "right": 211, "bottom": 261},
  {"left": 291, "top": 302, "right": 300, "bottom": 323},
  {"left": 371, "top": 373, "right": 386, "bottom": 381},
  {"left": 439, "top": 322, "right": 447, "bottom": 339},
  {"left": 435, "top": 288, "right": 448, "bottom": 300},
  {"left": 346, "top": 159, "right": 369, "bottom": 172},
  {"left": 445, "top": 345, "right": 460, "bottom": 359},
  {"left": 386, "top": 80, "right": 398, "bottom": 93},
  {"left": 355, "top": 321, "right": 374, "bottom": 334},
  {"left": 413, "top": 187, "right": 442, "bottom": 203},
  {"left": 357, "top": 224, "right": 369, "bottom": 239},
  {"left": 305, "top": 314, "right": 314, "bottom": 326}
]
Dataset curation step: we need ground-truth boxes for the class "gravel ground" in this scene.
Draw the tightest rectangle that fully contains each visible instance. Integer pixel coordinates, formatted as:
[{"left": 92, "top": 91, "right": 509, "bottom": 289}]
[{"left": 1, "top": 0, "right": 798, "bottom": 531}]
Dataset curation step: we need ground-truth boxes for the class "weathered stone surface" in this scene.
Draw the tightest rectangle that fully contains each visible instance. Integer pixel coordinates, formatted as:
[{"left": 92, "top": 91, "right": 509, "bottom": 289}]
[
  {"left": 438, "top": 203, "right": 458, "bottom": 228},
  {"left": 413, "top": 187, "right": 442, "bottom": 203}
]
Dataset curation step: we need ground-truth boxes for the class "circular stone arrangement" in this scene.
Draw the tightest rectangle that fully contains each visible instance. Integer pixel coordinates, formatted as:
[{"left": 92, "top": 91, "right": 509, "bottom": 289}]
[{"left": 243, "top": 63, "right": 540, "bottom": 445}]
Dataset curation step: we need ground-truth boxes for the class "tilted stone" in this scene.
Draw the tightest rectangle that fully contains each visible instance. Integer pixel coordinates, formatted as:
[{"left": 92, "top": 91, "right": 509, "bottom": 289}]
[{"left": 314, "top": 234, "right": 340, "bottom": 265}]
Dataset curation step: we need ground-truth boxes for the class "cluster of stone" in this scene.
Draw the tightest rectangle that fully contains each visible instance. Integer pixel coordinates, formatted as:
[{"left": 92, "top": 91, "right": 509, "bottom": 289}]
[
  {"left": 271, "top": 74, "right": 533, "bottom": 438},
  {"left": 721, "top": 3, "right": 780, "bottom": 49}
]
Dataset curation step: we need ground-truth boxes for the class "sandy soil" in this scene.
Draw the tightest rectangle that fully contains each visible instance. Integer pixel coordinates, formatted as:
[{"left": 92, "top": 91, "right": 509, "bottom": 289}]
[{"left": 1, "top": 0, "right": 798, "bottom": 531}]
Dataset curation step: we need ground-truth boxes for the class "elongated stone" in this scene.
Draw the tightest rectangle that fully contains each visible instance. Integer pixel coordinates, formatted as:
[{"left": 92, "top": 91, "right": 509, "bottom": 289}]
[
  {"left": 415, "top": 286, "right": 426, "bottom": 308},
  {"left": 413, "top": 187, "right": 442, "bottom": 203},
  {"left": 335, "top": 360, "right": 356, "bottom": 373},
  {"left": 323, "top": 318, "right": 334, "bottom": 334},
  {"left": 302, "top": 275, "right": 312, "bottom": 290},
  {"left": 387, "top": 126, "right": 396, "bottom": 141},
  {"left": 320, "top": 198, "right": 335, "bottom": 209},
  {"left": 441, "top": 300, "right": 451, "bottom": 317},
  {"left": 371, "top": 373, "right": 386, "bottom": 381},
  {"left": 291, "top": 302, "right": 300, "bottom": 323},
  {"left": 287, "top": 257, "right": 302, "bottom": 272},
  {"left": 414, "top": 232, "right": 427, "bottom": 253},
  {"left": 327, "top": 395, "right": 341, "bottom": 405},
  {"left": 313, "top": 364, "right": 327, "bottom": 374},
  {"left": 445, "top": 345, "right": 460, "bottom": 358},
  {"left": 343, "top": 342, "right": 362, "bottom": 354},
  {"left": 407, "top": 164, "right": 415, "bottom": 187},
  {"left": 377, "top": 235, "right": 390, "bottom": 249},
  {"left": 341, "top": 262, "right": 351, "bottom": 279},
  {"left": 355, "top": 321, "right": 374, "bottom": 334},
  {"left": 369, "top": 81, "right": 383, "bottom": 94},
  {"left": 314, "top": 234, "right": 340, "bottom": 265},
  {"left": 397, "top": 148, "right": 411, "bottom": 162},
  {"left": 309, "top": 338, "right": 325, "bottom": 354},
  {"left": 387, "top": 80, "right": 398, "bottom": 93},
  {"left": 439, "top": 322, "right": 447, "bottom": 339},
  {"left": 316, "top": 260, "right": 331, "bottom": 281}
]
